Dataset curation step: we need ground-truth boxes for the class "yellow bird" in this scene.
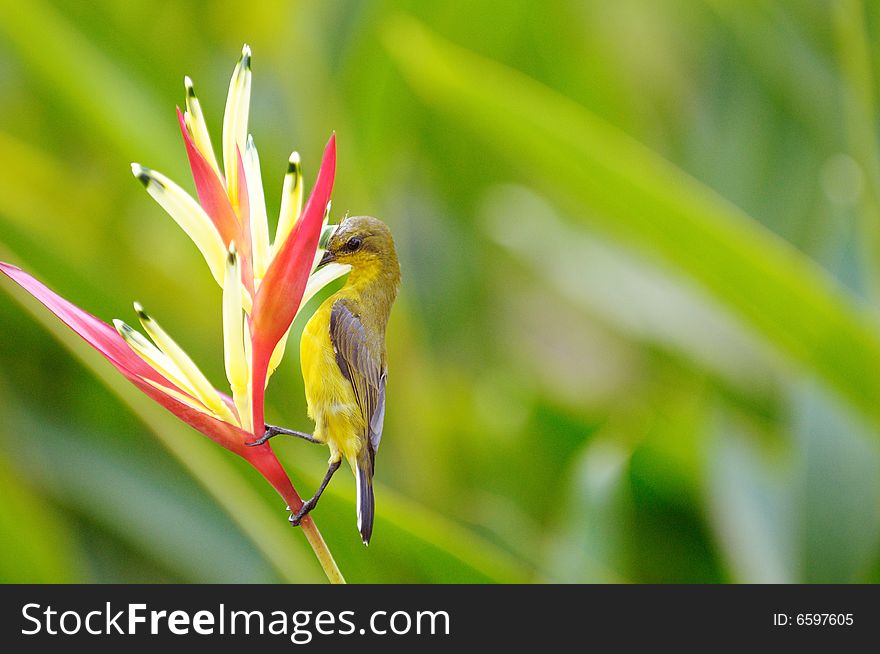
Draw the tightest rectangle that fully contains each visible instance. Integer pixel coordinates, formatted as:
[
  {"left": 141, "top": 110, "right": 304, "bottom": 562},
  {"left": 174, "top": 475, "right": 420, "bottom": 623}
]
[{"left": 250, "top": 215, "right": 400, "bottom": 544}]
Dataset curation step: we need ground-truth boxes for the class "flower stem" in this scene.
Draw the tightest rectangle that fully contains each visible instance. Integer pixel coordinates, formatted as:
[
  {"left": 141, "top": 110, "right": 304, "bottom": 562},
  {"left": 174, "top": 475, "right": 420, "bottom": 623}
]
[
  {"left": 246, "top": 446, "right": 346, "bottom": 583},
  {"left": 300, "top": 515, "right": 346, "bottom": 584},
  {"left": 276, "top": 485, "right": 345, "bottom": 584}
]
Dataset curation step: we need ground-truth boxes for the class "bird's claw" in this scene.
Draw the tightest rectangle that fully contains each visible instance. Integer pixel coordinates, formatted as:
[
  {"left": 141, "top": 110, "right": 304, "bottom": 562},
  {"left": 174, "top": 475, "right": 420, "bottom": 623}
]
[
  {"left": 245, "top": 427, "right": 272, "bottom": 447},
  {"left": 288, "top": 500, "right": 316, "bottom": 527}
]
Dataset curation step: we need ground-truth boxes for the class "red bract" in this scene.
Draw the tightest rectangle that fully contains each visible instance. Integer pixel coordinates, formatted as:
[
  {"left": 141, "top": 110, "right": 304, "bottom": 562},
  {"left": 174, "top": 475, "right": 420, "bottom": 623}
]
[
  {"left": 0, "top": 261, "right": 250, "bottom": 453},
  {"left": 251, "top": 134, "right": 336, "bottom": 433},
  {"left": 176, "top": 107, "right": 255, "bottom": 297}
]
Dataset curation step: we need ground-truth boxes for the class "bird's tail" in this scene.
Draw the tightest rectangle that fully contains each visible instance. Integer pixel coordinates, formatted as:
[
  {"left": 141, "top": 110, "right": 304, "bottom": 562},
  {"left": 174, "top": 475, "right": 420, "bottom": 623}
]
[{"left": 354, "top": 452, "right": 374, "bottom": 545}]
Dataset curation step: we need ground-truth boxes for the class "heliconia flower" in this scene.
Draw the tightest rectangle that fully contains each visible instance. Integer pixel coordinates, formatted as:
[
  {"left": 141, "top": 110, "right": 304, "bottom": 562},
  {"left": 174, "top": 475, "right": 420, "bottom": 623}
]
[{"left": 0, "top": 46, "right": 350, "bottom": 581}]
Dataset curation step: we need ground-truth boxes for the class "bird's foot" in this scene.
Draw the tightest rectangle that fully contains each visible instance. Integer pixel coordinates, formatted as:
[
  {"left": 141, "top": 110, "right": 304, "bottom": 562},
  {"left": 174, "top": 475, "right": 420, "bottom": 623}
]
[
  {"left": 245, "top": 426, "right": 273, "bottom": 447},
  {"left": 246, "top": 424, "right": 319, "bottom": 447},
  {"left": 288, "top": 499, "right": 317, "bottom": 527}
]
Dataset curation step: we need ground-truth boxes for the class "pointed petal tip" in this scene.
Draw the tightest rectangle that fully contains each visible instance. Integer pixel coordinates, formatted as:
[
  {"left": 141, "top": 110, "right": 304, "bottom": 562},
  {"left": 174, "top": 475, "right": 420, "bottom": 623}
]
[
  {"left": 184, "top": 75, "right": 195, "bottom": 94},
  {"left": 241, "top": 44, "right": 252, "bottom": 67},
  {"left": 323, "top": 133, "right": 337, "bottom": 162},
  {"left": 287, "top": 151, "right": 301, "bottom": 173},
  {"left": 132, "top": 301, "right": 149, "bottom": 322},
  {"left": 131, "top": 164, "right": 157, "bottom": 188},
  {"left": 113, "top": 318, "right": 143, "bottom": 345}
]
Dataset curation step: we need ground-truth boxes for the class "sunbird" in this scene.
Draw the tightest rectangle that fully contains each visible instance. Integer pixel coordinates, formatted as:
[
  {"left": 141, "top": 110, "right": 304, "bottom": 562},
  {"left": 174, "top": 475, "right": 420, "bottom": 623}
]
[{"left": 249, "top": 215, "right": 400, "bottom": 544}]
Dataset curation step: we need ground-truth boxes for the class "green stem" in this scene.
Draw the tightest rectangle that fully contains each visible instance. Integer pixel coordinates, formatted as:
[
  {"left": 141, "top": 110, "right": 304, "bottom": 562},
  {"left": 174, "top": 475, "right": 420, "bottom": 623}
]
[{"left": 301, "top": 516, "right": 346, "bottom": 584}]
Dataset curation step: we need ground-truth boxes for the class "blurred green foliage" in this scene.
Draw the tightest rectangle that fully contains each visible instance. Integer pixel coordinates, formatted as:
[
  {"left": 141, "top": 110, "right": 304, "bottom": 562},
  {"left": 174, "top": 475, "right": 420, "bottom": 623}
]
[{"left": 1, "top": 0, "right": 880, "bottom": 583}]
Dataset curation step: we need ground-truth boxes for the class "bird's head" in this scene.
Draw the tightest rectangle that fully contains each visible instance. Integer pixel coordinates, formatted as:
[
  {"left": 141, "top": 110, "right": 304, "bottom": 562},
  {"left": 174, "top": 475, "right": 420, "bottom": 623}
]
[{"left": 319, "top": 215, "right": 399, "bottom": 274}]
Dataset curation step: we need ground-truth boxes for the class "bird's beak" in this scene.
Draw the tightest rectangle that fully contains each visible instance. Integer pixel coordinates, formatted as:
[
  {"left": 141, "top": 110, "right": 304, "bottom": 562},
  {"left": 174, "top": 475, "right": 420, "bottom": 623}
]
[{"left": 318, "top": 249, "right": 336, "bottom": 267}]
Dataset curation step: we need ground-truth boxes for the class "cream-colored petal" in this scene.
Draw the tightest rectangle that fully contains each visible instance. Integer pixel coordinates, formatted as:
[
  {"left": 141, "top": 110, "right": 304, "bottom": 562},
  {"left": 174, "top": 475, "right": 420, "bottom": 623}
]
[
  {"left": 133, "top": 302, "right": 238, "bottom": 425},
  {"left": 143, "top": 378, "right": 218, "bottom": 417},
  {"left": 222, "top": 245, "right": 251, "bottom": 431},
  {"left": 244, "top": 135, "right": 271, "bottom": 283},
  {"left": 184, "top": 76, "right": 221, "bottom": 176},
  {"left": 113, "top": 318, "right": 205, "bottom": 406},
  {"left": 243, "top": 313, "right": 253, "bottom": 371},
  {"left": 222, "top": 45, "right": 252, "bottom": 207},
  {"left": 272, "top": 151, "right": 303, "bottom": 256},
  {"left": 132, "top": 163, "right": 227, "bottom": 286}
]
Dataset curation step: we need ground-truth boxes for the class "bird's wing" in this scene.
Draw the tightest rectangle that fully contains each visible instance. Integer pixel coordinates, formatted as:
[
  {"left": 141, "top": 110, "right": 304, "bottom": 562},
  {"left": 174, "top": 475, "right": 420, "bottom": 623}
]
[{"left": 329, "top": 301, "right": 386, "bottom": 468}]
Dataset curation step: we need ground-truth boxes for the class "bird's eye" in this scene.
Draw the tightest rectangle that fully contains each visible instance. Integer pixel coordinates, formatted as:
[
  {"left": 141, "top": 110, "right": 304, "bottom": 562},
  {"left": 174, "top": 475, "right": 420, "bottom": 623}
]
[{"left": 346, "top": 237, "right": 362, "bottom": 251}]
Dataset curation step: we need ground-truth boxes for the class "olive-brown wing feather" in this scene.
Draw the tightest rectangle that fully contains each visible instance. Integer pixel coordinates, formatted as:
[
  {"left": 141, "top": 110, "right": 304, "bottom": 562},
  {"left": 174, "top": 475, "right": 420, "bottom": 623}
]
[{"left": 329, "top": 301, "right": 386, "bottom": 469}]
